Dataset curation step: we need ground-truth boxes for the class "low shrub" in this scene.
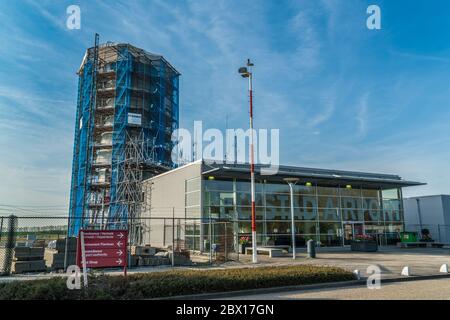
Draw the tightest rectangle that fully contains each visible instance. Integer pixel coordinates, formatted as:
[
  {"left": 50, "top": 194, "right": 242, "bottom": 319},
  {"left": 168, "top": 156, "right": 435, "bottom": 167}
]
[{"left": 0, "top": 265, "right": 354, "bottom": 300}]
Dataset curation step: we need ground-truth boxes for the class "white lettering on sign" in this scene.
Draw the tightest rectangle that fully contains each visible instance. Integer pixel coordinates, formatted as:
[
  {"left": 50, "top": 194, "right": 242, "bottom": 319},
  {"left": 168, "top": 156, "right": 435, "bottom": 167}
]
[{"left": 128, "top": 113, "right": 142, "bottom": 126}]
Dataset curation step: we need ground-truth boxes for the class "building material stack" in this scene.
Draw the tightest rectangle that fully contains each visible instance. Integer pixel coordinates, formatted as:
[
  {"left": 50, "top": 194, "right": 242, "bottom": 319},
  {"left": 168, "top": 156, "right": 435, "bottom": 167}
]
[
  {"left": 129, "top": 245, "right": 170, "bottom": 266},
  {"left": 44, "top": 237, "right": 77, "bottom": 270},
  {"left": 12, "top": 247, "right": 46, "bottom": 274}
]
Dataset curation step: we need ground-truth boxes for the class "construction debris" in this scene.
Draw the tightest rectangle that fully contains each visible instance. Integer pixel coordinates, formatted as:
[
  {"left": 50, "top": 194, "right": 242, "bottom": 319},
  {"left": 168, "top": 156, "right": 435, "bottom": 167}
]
[{"left": 129, "top": 245, "right": 170, "bottom": 267}]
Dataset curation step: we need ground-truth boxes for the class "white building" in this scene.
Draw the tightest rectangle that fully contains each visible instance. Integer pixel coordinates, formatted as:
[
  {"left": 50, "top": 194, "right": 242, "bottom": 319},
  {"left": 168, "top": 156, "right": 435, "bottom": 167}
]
[{"left": 403, "top": 195, "right": 450, "bottom": 243}]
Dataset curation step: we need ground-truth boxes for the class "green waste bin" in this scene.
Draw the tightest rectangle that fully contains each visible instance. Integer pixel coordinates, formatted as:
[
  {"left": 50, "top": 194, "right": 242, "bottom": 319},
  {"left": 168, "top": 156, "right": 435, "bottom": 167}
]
[{"left": 400, "top": 232, "right": 417, "bottom": 243}]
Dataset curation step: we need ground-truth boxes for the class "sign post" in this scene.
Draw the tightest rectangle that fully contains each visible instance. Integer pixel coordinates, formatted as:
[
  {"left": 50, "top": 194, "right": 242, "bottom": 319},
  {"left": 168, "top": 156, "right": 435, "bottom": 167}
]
[
  {"left": 77, "top": 230, "right": 128, "bottom": 277},
  {"left": 80, "top": 231, "right": 88, "bottom": 287}
]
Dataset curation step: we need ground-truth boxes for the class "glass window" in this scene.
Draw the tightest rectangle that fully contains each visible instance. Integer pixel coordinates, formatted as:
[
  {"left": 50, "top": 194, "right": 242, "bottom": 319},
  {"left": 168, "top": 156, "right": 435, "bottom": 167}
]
[
  {"left": 318, "top": 196, "right": 339, "bottom": 209},
  {"left": 317, "top": 186, "right": 339, "bottom": 196},
  {"left": 236, "top": 206, "right": 266, "bottom": 220},
  {"left": 238, "top": 222, "right": 264, "bottom": 234},
  {"left": 363, "top": 198, "right": 381, "bottom": 210},
  {"left": 340, "top": 186, "right": 362, "bottom": 197},
  {"left": 265, "top": 221, "right": 291, "bottom": 234},
  {"left": 364, "top": 210, "right": 382, "bottom": 222},
  {"left": 363, "top": 198, "right": 382, "bottom": 222},
  {"left": 362, "top": 188, "right": 379, "bottom": 198},
  {"left": 341, "top": 197, "right": 363, "bottom": 221},
  {"left": 203, "top": 191, "right": 234, "bottom": 207},
  {"left": 298, "top": 204, "right": 318, "bottom": 221},
  {"left": 383, "top": 199, "right": 402, "bottom": 221},
  {"left": 295, "top": 185, "right": 316, "bottom": 195},
  {"left": 318, "top": 208, "right": 341, "bottom": 221},
  {"left": 382, "top": 188, "right": 399, "bottom": 199},
  {"left": 204, "top": 179, "right": 233, "bottom": 192},
  {"left": 265, "top": 206, "right": 290, "bottom": 220},
  {"left": 185, "top": 222, "right": 201, "bottom": 235},
  {"left": 319, "top": 222, "right": 342, "bottom": 235},
  {"left": 236, "top": 180, "right": 263, "bottom": 193},
  {"left": 204, "top": 205, "right": 235, "bottom": 220},
  {"left": 295, "top": 222, "right": 317, "bottom": 234},
  {"left": 364, "top": 223, "right": 384, "bottom": 235},
  {"left": 318, "top": 234, "right": 342, "bottom": 247},
  {"left": 265, "top": 193, "right": 290, "bottom": 207},
  {"left": 236, "top": 192, "right": 263, "bottom": 206}
]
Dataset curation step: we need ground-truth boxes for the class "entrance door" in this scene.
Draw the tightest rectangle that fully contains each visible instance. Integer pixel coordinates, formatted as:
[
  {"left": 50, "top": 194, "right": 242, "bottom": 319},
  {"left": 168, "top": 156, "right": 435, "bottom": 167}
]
[{"left": 343, "top": 223, "right": 364, "bottom": 245}]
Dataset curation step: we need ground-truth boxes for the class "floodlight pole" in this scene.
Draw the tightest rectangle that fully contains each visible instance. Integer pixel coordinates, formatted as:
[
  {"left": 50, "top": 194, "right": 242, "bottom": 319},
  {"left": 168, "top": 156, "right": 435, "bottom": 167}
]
[
  {"left": 284, "top": 178, "right": 299, "bottom": 259},
  {"left": 248, "top": 62, "right": 257, "bottom": 264},
  {"left": 239, "top": 59, "right": 257, "bottom": 263}
]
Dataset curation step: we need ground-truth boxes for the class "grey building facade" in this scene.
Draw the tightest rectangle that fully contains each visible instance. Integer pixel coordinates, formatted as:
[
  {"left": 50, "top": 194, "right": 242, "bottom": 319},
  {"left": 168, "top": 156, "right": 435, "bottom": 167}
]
[{"left": 404, "top": 195, "right": 450, "bottom": 243}]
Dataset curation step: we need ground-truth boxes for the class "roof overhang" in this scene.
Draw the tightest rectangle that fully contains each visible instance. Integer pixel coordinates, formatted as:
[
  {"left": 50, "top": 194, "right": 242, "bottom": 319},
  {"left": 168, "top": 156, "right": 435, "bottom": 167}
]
[{"left": 201, "top": 163, "right": 425, "bottom": 189}]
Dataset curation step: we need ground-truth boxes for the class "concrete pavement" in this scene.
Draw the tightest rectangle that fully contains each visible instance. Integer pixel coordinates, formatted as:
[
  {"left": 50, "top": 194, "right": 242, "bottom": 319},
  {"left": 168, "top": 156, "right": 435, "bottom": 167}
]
[{"left": 220, "top": 278, "right": 450, "bottom": 300}]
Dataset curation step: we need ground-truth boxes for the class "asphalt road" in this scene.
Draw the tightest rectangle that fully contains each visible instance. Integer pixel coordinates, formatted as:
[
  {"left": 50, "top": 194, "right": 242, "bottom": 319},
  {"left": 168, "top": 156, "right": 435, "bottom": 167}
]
[{"left": 221, "top": 278, "right": 450, "bottom": 300}]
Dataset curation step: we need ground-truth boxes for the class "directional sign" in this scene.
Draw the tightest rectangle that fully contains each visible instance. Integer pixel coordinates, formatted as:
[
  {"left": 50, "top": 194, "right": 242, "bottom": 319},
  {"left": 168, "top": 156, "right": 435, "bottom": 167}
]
[{"left": 77, "top": 230, "right": 128, "bottom": 269}]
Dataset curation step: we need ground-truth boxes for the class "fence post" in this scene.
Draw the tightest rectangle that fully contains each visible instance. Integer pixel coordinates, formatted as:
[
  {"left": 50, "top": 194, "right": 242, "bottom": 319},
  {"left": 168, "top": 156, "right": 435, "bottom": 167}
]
[
  {"left": 63, "top": 211, "right": 72, "bottom": 272},
  {"left": 0, "top": 217, "right": 3, "bottom": 243},
  {"left": 224, "top": 222, "right": 227, "bottom": 262},
  {"left": 1, "top": 215, "right": 18, "bottom": 276},
  {"left": 209, "top": 215, "right": 212, "bottom": 264},
  {"left": 172, "top": 208, "right": 175, "bottom": 267}
]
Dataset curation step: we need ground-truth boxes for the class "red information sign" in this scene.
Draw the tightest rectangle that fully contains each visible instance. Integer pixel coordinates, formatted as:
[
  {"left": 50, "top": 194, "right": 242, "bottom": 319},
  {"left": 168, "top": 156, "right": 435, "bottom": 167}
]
[{"left": 77, "top": 230, "right": 128, "bottom": 270}]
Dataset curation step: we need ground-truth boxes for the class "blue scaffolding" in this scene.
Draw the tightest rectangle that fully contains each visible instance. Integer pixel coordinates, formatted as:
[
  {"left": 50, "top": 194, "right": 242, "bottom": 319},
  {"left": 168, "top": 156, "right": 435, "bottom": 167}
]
[
  {"left": 109, "top": 46, "right": 131, "bottom": 223},
  {"left": 68, "top": 59, "right": 97, "bottom": 236},
  {"left": 69, "top": 41, "right": 180, "bottom": 236}
]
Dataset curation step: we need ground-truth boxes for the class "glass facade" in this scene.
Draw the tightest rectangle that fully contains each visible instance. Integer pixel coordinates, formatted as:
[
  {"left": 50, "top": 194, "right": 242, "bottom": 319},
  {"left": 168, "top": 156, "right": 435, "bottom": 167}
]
[{"left": 185, "top": 178, "right": 405, "bottom": 249}]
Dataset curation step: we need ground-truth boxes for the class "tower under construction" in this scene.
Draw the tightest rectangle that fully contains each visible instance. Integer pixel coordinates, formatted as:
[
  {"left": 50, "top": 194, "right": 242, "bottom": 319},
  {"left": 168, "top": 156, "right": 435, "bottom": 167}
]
[{"left": 68, "top": 36, "right": 180, "bottom": 241}]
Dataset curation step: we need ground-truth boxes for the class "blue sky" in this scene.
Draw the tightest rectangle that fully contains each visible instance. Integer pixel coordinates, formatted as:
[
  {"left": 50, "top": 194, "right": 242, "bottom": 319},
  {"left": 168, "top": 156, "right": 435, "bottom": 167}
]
[{"left": 0, "top": 0, "right": 450, "bottom": 213}]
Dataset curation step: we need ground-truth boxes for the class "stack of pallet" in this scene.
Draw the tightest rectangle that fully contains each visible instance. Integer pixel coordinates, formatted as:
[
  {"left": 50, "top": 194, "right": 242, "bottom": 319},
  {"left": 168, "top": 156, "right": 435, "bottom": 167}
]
[
  {"left": 44, "top": 237, "right": 77, "bottom": 270},
  {"left": 12, "top": 247, "right": 46, "bottom": 274},
  {"left": 129, "top": 245, "right": 170, "bottom": 267}
]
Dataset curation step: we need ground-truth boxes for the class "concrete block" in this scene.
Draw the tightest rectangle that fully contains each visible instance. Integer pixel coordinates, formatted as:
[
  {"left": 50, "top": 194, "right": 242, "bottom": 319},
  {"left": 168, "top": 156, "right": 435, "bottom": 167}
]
[
  {"left": 12, "top": 260, "right": 46, "bottom": 274},
  {"left": 44, "top": 249, "right": 76, "bottom": 269},
  {"left": 55, "top": 238, "right": 77, "bottom": 252},
  {"left": 14, "top": 247, "right": 44, "bottom": 261},
  {"left": 440, "top": 264, "right": 448, "bottom": 273},
  {"left": 401, "top": 266, "right": 411, "bottom": 276},
  {"left": 129, "top": 255, "right": 139, "bottom": 266}
]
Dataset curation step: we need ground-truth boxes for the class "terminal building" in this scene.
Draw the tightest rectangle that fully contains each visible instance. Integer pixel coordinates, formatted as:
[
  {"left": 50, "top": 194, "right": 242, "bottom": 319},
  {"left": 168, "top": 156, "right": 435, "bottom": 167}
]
[{"left": 141, "top": 160, "right": 424, "bottom": 249}]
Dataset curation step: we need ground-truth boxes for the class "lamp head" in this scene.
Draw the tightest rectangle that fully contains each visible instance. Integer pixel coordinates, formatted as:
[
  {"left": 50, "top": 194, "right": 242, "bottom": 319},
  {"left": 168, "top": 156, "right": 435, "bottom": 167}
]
[
  {"left": 238, "top": 66, "right": 250, "bottom": 78},
  {"left": 283, "top": 177, "right": 300, "bottom": 184}
]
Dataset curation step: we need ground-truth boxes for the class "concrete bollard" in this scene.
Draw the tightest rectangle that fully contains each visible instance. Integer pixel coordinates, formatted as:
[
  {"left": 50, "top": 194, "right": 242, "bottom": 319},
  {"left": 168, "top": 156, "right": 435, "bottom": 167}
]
[
  {"left": 440, "top": 264, "right": 448, "bottom": 274},
  {"left": 307, "top": 239, "right": 316, "bottom": 258},
  {"left": 401, "top": 266, "right": 411, "bottom": 276},
  {"left": 353, "top": 269, "right": 361, "bottom": 280}
]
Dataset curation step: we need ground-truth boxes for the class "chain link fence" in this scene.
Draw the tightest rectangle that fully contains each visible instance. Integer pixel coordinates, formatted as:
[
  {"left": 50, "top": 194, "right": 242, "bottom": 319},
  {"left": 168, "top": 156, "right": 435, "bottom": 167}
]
[
  {"left": 0, "top": 215, "right": 239, "bottom": 276},
  {"left": 2, "top": 215, "right": 449, "bottom": 276}
]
